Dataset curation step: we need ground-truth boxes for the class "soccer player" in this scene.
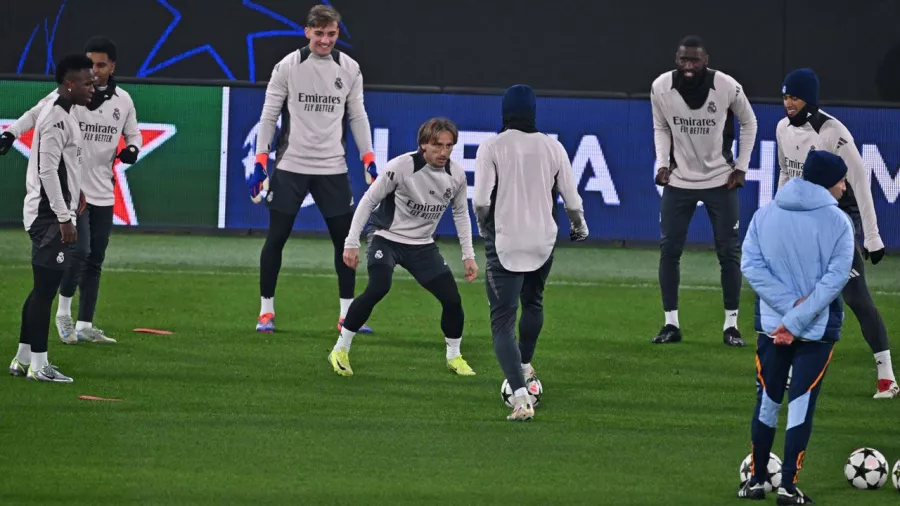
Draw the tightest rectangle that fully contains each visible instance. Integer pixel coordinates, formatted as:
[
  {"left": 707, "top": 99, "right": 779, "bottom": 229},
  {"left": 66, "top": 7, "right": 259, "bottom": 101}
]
[
  {"left": 8, "top": 54, "right": 95, "bottom": 382},
  {"left": 738, "top": 150, "right": 854, "bottom": 504},
  {"left": 650, "top": 35, "right": 758, "bottom": 347},
  {"left": 249, "top": 4, "right": 377, "bottom": 334},
  {"left": 776, "top": 68, "right": 897, "bottom": 399},
  {"left": 328, "top": 118, "right": 478, "bottom": 376},
  {"left": 1, "top": 36, "right": 141, "bottom": 345},
  {"left": 473, "top": 85, "right": 588, "bottom": 421}
]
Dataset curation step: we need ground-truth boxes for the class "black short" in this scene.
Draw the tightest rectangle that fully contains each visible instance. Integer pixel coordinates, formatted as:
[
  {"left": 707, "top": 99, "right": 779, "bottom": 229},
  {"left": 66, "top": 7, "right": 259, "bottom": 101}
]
[
  {"left": 265, "top": 170, "right": 353, "bottom": 218},
  {"left": 367, "top": 235, "right": 451, "bottom": 285},
  {"left": 28, "top": 222, "right": 75, "bottom": 271}
]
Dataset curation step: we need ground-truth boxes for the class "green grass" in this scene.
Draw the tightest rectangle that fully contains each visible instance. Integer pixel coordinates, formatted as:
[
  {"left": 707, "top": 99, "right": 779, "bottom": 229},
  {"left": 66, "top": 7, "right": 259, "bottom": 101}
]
[{"left": 0, "top": 229, "right": 898, "bottom": 505}]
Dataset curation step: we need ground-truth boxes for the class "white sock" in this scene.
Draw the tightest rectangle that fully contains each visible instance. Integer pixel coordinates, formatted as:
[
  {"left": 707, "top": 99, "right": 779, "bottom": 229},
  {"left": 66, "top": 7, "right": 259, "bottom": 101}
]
[
  {"left": 57, "top": 296, "right": 73, "bottom": 317},
  {"left": 875, "top": 351, "right": 896, "bottom": 382},
  {"left": 521, "top": 363, "right": 534, "bottom": 377},
  {"left": 514, "top": 387, "right": 530, "bottom": 405},
  {"left": 339, "top": 298, "right": 353, "bottom": 319},
  {"left": 445, "top": 337, "right": 461, "bottom": 360},
  {"left": 665, "top": 310, "right": 679, "bottom": 328},
  {"left": 724, "top": 309, "right": 739, "bottom": 330},
  {"left": 15, "top": 344, "right": 31, "bottom": 364},
  {"left": 76, "top": 321, "right": 92, "bottom": 332},
  {"left": 31, "top": 352, "right": 48, "bottom": 371},
  {"left": 260, "top": 297, "right": 274, "bottom": 316},
  {"left": 334, "top": 327, "right": 356, "bottom": 352}
]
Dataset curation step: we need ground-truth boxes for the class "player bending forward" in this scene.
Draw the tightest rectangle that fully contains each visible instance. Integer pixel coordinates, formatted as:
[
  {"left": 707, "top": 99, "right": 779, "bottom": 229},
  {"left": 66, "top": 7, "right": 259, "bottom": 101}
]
[
  {"left": 328, "top": 118, "right": 478, "bottom": 377},
  {"left": 776, "top": 68, "right": 897, "bottom": 399}
]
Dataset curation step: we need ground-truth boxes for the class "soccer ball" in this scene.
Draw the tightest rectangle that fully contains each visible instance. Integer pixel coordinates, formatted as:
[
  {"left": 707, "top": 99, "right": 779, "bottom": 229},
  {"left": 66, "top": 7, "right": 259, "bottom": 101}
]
[
  {"left": 891, "top": 460, "right": 900, "bottom": 490},
  {"left": 844, "top": 448, "right": 888, "bottom": 490},
  {"left": 739, "top": 452, "right": 782, "bottom": 492},
  {"left": 500, "top": 377, "right": 543, "bottom": 408}
]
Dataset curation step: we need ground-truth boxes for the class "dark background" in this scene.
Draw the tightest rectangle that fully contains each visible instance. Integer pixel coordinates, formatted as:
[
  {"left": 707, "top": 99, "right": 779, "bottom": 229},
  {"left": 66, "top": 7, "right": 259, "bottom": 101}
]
[{"left": 3, "top": 0, "right": 900, "bottom": 103}]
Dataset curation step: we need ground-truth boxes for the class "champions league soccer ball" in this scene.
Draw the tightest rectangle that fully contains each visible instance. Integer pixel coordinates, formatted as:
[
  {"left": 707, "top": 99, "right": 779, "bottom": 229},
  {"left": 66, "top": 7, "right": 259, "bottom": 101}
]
[
  {"left": 891, "top": 460, "right": 900, "bottom": 491},
  {"left": 739, "top": 452, "right": 782, "bottom": 492},
  {"left": 844, "top": 448, "right": 889, "bottom": 490},
  {"left": 500, "top": 377, "right": 543, "bottom": 408}
]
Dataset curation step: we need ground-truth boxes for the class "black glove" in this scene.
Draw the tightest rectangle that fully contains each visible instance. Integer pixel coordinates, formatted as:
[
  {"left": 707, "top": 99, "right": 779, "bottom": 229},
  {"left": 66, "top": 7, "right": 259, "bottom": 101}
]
[
  {"left": 116, "top": 145, "right": 139, "bottom": 164},
  {"left": 863, "top": 248, "right": 885, "bottom": 265},
  {"left": 0, "top": 132, "right": 14, "bottom": 155}
]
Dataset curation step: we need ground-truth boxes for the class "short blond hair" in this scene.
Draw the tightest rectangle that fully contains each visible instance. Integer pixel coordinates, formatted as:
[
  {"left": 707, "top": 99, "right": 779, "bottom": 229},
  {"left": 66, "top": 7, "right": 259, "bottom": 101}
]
[
  {"left": 307, "top": 4, "right": 341, "bottom": 28},
  {"left": 417, "top": 118, "right": 458, "bottom": 146}
]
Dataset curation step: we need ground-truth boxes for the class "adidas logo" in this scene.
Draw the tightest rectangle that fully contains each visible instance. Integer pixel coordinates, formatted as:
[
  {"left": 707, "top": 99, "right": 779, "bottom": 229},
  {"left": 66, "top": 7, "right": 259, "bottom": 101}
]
[
  {"left": 849, "top": 268, "right": 860, "bottom": 278},
  {"left": 53, "top": 121, "right": 65, "bottom": 130}
]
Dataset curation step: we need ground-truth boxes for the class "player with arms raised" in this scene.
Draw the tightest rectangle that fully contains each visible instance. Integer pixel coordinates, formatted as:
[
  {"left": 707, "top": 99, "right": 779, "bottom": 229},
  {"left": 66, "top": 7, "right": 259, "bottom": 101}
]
[
  {"left": 776, "top": 68, "right": 897, "bottom": 398},
  {"left": 249, "top": 4, "right": 377, "bottom": 334},
  {"left": 1, "top": 36, "right": 141, "bottom": 345},
  {"left": 328, "top": 118, "right": 478, "bottom": 377},
  {"left": 8, "top": 54, "right": 94, "bottom": 382}
]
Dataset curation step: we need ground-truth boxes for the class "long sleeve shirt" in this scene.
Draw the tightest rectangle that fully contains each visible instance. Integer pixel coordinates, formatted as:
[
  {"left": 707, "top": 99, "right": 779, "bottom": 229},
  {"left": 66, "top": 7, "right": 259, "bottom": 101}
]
[
  {"left": 651, "top": 69, "right": 758, "bottom": 189},
  {"left": 345, "top": 150, "right": 474, "bottom": 261},
  {"left": 473, "top": 129, "right": 584, "bottom": 271},
  {"left": 4, "top": 81, "right": 141, "bottom": 207},
  {"left": 256, "top": 47, "right": 374, "bottom": 175}
]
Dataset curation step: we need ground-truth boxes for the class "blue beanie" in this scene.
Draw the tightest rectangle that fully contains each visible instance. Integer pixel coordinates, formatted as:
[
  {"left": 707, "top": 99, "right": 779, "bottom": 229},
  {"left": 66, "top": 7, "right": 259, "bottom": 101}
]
[
  {"left": 782, "top": 68, "right": 819, "bottom": 108},
  {"left": 803, "top": 150, "right": 847, "bottom": 189},
  {"left": 502, "top": 84, "right": 536, "bottom": 119}
]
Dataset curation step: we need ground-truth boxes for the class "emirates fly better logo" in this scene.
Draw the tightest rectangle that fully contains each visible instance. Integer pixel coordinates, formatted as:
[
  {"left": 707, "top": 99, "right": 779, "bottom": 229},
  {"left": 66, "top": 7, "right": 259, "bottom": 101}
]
[{"left": 0, "top": 120, "right": 176, "bottom": 226}]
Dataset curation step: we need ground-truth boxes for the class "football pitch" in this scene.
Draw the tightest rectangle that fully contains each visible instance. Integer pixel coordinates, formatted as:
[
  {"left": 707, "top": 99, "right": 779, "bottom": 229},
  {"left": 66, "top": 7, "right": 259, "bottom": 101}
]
[{"left": 1, "top": 229, "right": 899, "bottom": 505}]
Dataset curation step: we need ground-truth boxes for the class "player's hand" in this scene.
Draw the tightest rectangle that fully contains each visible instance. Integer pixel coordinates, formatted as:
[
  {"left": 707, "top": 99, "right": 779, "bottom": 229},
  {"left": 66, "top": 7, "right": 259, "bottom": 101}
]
[
  {"left": 655, "top": 166, "right": 672, "bottom": 186},
  {"left": 793, "top": 295, "right": 808, "bottom": 307},
  {"left": 0, "top": 132, "right": 14, "bottom": 155},
  {"left": 863, "top": 248, "right": 885, "bottom": 265},
  {"left": 78, "top": 192, "right": 87, "bottom": 215},
  {"left": 726, "top": 170, "right": 746, "bottom": 189},
  {"left": 249, "top": 153, "right": 269, "bottom": 204},
  {"left": 365, "top": 162, "right": 378, "bottom": 185},
  {"left": 569, "top": 221, "right": 589, "bottom": 242},
  {"left": 116, "top": 145, "right": 139, "bottom": 164},
  {"left": 771, "top": 324, "right": 794, "bottom": 346},
  {"left": 60, "top": 220, "right": 77, "bottom": 244},
  {"left": 343, "top": 247, "right": 360, "bottom": 269},
  {"left": 463, "top": 258, "right": 478, "bottom": 282}
]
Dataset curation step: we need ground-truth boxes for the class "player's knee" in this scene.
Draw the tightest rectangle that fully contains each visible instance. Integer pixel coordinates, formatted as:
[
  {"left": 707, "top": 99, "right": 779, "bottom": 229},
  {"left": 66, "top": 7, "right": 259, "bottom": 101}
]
[
  {"left": 841, "top": 282, "right": 868, "bottom": 310},
  {"left": 33, "top": 270, "right": 62, "bottom": 301},
  {"left": 85, "top": 257, "right": 103, "bottom": 276},
  {"left": 659, "top": 238, "right": 685, "bottom": 258},
  {"left": 72, "top": 243, "right": 90, "bottom": 261},
  {"left": 362, "top": 265, "right": 393, "bottom": 301},
  {"left": 325, "top": 213, "right": 353, "bottom": 247},
  {"left": 520, "top": 296, "right": 543, "bottom": 314},
  {"left": 714, "top": 240, "right": 740, "bottom": 261},
  {"left": 490, "top": 302, "right": 518, "bottom": 324}
]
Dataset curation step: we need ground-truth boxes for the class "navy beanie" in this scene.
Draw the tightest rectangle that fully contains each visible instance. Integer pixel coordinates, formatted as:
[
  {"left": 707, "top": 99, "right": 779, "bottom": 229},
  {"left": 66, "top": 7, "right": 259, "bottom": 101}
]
[
  {"left": 803, "top": 150, "right": 847, "bottom": 189},
  {"left": 502, "top": 84, "right": 536, "bottom": 119},
  {"left": 782, "top": 68, "right": 819, "bottom": 108}
]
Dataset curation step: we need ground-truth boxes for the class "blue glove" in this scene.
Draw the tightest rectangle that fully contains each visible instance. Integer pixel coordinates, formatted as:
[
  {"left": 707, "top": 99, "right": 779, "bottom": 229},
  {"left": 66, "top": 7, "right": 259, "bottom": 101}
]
[
  {"left": 249, "top": 153, "right": 269, "bottom": 204},
  {"left": 365, "top": 161, "right": 378, "bottom": 185}
]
